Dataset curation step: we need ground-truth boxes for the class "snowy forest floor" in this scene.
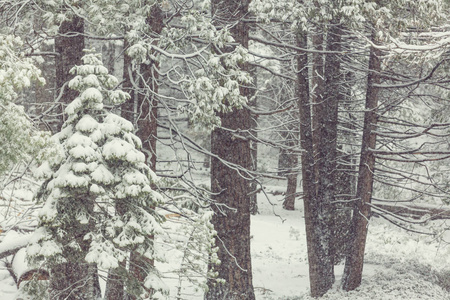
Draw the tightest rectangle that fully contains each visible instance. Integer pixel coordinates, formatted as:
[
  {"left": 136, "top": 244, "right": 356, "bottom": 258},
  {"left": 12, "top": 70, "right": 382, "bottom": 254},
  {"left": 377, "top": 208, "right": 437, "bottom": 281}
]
[
  {"left": 2, "top": 181, "right": 450, "bottom": 299},
  {"left": 1, "top": 169, "right": 450, "bottom": 299}
]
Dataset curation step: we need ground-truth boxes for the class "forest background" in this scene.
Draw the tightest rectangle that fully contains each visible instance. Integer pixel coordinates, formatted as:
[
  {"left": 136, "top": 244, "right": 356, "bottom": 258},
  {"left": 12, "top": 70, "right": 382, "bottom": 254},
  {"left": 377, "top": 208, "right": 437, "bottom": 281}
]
[{"left": 0, "top": 0, "right": 450, "bottom": 299}]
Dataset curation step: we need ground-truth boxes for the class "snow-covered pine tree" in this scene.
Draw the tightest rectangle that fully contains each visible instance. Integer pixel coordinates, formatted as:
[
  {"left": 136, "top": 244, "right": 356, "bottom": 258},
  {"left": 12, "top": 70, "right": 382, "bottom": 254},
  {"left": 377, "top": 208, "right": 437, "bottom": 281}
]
[{"left": 27, "top": 52, "right": 167, "bottom": 299}]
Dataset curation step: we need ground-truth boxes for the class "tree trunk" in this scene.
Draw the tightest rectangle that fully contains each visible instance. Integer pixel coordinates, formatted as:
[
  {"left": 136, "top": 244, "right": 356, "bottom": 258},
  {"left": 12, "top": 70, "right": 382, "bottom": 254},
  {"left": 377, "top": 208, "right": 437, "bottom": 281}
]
[
  {"left": 207, "top": 106, "right": 255, "bottom": 300},
  {"left": 311, "top": 29, "right": 324, "bottom": 190},
  {"left": 283, "top": 158, "right": 298, "bottom": 211},
  {"left": 320, "top": 22, "right": 343, "bottom": 267},
  {"left": 54, "top": 15, "right": 84, "bottom": 131},
  {"left": 249, "top": 65, "right": 259, "bottom": 215},
  {"left": 49, "top": 15, "right": 91, "bottom": 300},
  {"left": 206, "top": 0, "right": 255, "bottom": 298},
  {"left": 297, "top": 31, "right": 333, "bottom": 297},
  {"left": 342, "top": 34, "right": 382, "bottom": 291}
]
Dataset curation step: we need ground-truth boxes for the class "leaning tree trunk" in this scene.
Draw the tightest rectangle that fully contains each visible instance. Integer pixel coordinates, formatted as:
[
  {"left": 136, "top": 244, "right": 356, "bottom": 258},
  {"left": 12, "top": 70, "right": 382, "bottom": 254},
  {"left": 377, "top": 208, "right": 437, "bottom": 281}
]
[
  {"left": 342, "top": 33, "right": 382, "bottom": 291},
  {"left": 206, "top": 0, "right": 255, "bottom": 298}
]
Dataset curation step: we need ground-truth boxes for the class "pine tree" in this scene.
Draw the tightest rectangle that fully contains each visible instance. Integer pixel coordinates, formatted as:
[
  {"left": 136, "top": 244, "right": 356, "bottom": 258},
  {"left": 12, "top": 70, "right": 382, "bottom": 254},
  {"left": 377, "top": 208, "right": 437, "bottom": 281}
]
[{"left": 27, "top": 52, "right": 167, "bottom": 299}]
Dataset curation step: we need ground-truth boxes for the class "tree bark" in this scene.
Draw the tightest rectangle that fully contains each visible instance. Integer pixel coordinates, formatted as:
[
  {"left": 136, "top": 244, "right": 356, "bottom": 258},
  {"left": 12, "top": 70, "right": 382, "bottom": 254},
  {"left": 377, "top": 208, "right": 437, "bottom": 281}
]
[
  {"left": 283, "top": 160, "right": 298, "bottom": 211},
  {"left": 296, "top": 31, "right": 334, "bottom": 297},
  {"left": 342, "top": 33, "right": 382, "bottom": 291},
  {"left": 249, "top": 65, "right": 259, "bottom": 215},
  {"left": 320, "top": 22, "right": 344, "bottom": 267},
  {"left": 54, "top": 15, "right": 84, "bottom": 131},
  {"left": 207, "top": 106, "right": 255, "bottom": 300},
  {"left": 206, "top": 0, "right": 255, "bottom": 298}
]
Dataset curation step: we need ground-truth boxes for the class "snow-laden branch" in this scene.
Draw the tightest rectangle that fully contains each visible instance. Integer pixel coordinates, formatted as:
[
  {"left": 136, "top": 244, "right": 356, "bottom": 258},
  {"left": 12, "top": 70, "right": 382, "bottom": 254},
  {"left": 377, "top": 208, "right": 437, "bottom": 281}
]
[{"left": 0, "top": 233, "right": 32, "bottom": 260}]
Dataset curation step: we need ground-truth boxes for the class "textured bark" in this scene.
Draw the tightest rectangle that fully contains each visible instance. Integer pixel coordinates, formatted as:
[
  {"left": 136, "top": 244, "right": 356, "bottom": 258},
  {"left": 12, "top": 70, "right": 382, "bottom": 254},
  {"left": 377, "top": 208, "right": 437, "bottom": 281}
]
[
  {"left": 207, "top": 106, "right": 255, "bottom": 300},
  {"left": 283, "top": 131, "right": 299, "bottom": 211},
  {"left": 206, "top": 0, "right": 255, "bottom": 298},
  {"left": 319, "top": 23, "right": 343, "bottom": 268},
  {"left": 283, "top": 162, "right": 298, "bottom": 211},
  {"left": 311, "top": 30, "right": 324, "bottom": 188},
  {"left": 54, "top": 15, "right": 84, "bottom": 131},
  {"left": 342, "top": 34, "right": 382, "bottom": 291},
  {"left": 333, "top": 68, "right": 357, "bottom": 264},
  {"left": 298, "top": 20, "right": 344, "bottom": 295},
  {"left": 249, "top": 66, "right": 258, "bottom": 215},
  {"left": 296, "top": 31, "right": 333, "bottom": 297}
]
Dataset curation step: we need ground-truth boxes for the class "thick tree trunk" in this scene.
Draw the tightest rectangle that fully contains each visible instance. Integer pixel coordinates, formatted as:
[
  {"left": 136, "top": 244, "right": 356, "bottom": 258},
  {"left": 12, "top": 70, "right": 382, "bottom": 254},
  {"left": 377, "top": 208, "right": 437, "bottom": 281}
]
[
  {"left": 296, "top": 31, "right": 334, "bottom": 297},
  {"left": 207, "top": 106, "right": 255, "bottom": 300},
  {"left": 333, "top": 68, "right": 357, "bottom": 264},
  {"left": 342, "top": 35, "right": 382, "bottom": 291},
  {"left": 54, "top": 16, "right": 84, "bottom": 131},
  {"left": 320, "top": 23, "right": 343, "bottom": 267},
  {"left": 206, "top": 0, "right": 255, "bottom": 299}
]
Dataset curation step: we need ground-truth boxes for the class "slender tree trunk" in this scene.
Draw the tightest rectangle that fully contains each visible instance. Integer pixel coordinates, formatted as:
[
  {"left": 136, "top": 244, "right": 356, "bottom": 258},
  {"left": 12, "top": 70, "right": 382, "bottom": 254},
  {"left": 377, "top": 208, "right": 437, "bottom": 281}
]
[
  {"left": 342, "top": 33, "right": 382, "bottom": 291},
  {"left": 206, "top": 0, "right": 255, "bottom": 298},
  {"left": 283, "top": 117, "right": 300, "bottom": 211},
  {"left": 249, "top": 65, "right": 259, "bottom": 215},
  {"left": 54, "top": 15, "right": 84, "bottom": 131},
  {"left": 283, "top": 152, "right": 298, "bottom": 211},
  {"left": 121, "top": 40, "right": 135, "bottom": 125}
]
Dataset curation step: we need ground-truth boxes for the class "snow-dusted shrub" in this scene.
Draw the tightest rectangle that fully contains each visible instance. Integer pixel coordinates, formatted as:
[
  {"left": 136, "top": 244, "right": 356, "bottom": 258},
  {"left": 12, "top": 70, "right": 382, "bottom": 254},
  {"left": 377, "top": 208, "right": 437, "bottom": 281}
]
[
  {"left": 27, "top": 51, "right": 167, "bottom": 297},
  {"left": 300, "top": 269, "right": 448, "bottom": 300}
]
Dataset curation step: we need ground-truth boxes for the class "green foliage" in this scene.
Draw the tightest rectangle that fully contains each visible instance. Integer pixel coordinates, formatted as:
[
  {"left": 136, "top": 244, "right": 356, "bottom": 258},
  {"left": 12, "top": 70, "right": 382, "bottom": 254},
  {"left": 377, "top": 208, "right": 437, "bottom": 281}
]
[{"left": 0, "top": 34, "right": 52, "bottom": 174}]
